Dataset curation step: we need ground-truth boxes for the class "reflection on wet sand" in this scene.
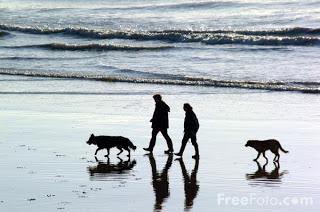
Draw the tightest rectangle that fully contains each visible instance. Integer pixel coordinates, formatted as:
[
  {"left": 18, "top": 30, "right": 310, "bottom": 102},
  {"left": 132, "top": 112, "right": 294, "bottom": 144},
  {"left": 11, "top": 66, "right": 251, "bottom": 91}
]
[
  {"left": 176, "top": 158, "right": 200, "bottom": 211},
  {"left": 147, "top": 153, "right": 173, "bottom": 211},
  {"left": 87, "top": 156, "right": 136, "bottom": 181},
  {"left": 146, "top": 154, "right": 200, "bottom": 211},
  {"left": 246, "top": 161, "right": 288, "bottom": 186}
]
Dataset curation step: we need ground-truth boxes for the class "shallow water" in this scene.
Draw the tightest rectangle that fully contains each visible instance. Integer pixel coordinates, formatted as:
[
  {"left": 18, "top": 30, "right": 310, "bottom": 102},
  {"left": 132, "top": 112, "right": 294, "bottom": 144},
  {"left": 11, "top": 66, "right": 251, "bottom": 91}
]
[
  {"left": 1, "top": 76, "right": 320, "bottom": 211},
  {"left": 1, "top": 0, "right": 320, "bottom": 93}
]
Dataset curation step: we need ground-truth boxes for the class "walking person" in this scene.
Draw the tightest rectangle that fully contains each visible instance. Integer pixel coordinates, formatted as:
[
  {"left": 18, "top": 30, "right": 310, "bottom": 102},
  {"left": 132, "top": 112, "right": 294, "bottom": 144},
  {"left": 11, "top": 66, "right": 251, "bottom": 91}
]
[
  {"left": 144, "top": 94, "right": 174, "bottom": 154},
  {"left": 175, "top": 103, "right": 200, "bottom": 159}
]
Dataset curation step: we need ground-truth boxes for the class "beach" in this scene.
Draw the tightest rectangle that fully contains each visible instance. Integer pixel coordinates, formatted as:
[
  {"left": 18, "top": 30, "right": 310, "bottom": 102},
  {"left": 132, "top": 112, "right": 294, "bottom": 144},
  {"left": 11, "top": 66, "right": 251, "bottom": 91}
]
[
  {"left": 1, "top": 75, "right": 320, "bottom": 211},
  {"left": 1, "top": 0, "right": 320, "bottom": 211}
]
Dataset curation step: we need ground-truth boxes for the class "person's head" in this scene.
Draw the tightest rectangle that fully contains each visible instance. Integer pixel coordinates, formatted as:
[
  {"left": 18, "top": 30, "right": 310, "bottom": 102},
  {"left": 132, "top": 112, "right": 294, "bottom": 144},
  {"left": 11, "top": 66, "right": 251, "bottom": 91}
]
[
  {"left": 183, "top": 103, "right": 193, "bottom": 112},
  {"left": 153, "top": 94, "right": 162, "bottom": 103}
]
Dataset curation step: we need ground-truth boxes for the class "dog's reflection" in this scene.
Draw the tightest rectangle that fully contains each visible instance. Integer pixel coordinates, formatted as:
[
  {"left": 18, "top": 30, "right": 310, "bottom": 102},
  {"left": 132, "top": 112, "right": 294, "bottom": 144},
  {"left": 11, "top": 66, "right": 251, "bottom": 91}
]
[
  {"left": 176, "top": 158, "right": 199, "bottom": 210},
  {"left": 88, "top": 156, "right": 136, "bottom": 180},
  {"left": 246, "top": 161, "right": 288, "bottom": 185},
  {"left": 147, "top": 153, "right": 173, "bottom": 211}
]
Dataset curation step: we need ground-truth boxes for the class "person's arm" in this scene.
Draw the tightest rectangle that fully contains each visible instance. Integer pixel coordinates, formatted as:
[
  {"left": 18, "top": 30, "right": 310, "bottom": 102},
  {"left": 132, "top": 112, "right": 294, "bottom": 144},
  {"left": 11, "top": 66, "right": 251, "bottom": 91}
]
[
  {"left": 150, "top": 104, "right": 158, "bottom": 122},
  {"left": 194, "top": 113, "right": 199, "bottom": 131}
]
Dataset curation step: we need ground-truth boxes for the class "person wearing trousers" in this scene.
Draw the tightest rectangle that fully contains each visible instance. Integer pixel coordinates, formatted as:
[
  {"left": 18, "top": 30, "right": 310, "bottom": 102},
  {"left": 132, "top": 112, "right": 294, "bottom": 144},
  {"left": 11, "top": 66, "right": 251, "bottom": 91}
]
[
  {"left": 175, "top": 103, "right": 199, "bottom": 159},
  {"left": 144, "top": 94, "right": 174, "bottom": 154}
]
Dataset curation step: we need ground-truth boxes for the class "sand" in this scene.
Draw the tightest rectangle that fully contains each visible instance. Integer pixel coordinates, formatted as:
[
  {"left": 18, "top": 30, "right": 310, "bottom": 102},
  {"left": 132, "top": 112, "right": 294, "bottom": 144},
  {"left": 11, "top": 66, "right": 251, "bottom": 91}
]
[{"left": 1, "top": 75, "right": 320, "bottom": 211}]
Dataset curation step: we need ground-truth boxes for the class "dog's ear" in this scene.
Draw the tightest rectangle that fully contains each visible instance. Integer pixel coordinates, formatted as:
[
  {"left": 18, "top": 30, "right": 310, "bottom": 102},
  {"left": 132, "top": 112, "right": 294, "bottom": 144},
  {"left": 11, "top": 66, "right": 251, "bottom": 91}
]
[{"left": 91, "top": 133, "right": 94, "bottom": 137}]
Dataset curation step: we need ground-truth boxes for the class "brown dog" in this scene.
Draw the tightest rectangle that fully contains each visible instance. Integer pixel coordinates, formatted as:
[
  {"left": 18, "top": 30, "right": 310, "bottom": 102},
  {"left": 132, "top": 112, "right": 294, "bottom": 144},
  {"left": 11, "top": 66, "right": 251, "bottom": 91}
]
[{"left": 245, "top": 139, "right": 289, "bottom": 162}]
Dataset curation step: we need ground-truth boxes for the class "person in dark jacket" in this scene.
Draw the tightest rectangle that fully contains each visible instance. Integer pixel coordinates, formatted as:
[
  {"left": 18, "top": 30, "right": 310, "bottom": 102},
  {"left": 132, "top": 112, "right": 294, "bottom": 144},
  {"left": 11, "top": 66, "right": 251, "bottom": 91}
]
[
  {"left": 175, "top": 103, "right": 199, "bottom": 159},
  {"left": 144, "top": 94, "right": 174, "bottom": 154}
]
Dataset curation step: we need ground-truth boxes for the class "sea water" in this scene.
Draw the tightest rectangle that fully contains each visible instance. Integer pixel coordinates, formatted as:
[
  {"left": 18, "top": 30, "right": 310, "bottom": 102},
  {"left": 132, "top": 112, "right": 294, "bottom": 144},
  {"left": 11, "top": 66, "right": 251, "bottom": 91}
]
[{"left": 0, "top": 0, "right": 320, "bottom": 93}]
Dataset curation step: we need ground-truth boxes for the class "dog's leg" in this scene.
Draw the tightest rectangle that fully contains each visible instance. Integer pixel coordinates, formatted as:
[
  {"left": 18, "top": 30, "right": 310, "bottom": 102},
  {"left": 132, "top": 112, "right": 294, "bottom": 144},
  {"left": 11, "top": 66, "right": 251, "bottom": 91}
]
[
  {"left": 95, "top": 148, "right": 101, "bottom": 155},
  {"left": 104, "top": 148, "right": 110, "bottom": 157},
  {"left": 262, "top": 152, "right": 268, "bottom": 162},
  {"left": 272, "top": 148, "right": 280, "bottom": 161},
  {"left": 276, "top": 153, "right": 280, "bottom": 162},
  {"left": 254, "top": 152, "right": 261, "bottom": 161},
  {"left": 117, "top": 147, "right": 123, "bottom": 155},
  {"left": 127, "top": 148, "right": 131, "bottom": 157}
]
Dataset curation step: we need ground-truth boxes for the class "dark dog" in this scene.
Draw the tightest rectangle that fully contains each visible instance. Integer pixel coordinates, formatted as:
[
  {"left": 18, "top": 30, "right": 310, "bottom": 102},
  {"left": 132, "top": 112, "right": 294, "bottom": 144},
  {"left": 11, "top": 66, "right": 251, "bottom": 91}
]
[
  {"left": 87, "top": 134, "right": 136, "bottom": 157},
  {"left": 245, "top": 139, "right": 289, "bottom": 162}
]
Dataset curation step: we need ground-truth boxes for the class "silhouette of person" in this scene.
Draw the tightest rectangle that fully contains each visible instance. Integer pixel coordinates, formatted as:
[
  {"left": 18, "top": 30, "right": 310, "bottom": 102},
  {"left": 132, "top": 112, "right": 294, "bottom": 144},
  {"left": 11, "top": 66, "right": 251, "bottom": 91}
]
[
  {"left": 144, "top": 94, "right": 174, "bottom": 154},
  {"left": 147, "top": 153, "right": 173, "bottom": 210},
  {"left": 175, "top": 103, "right": 199, "bottom": 159},
  {"left": 176, "top": 157, "right": 200, "bottom": 210}
]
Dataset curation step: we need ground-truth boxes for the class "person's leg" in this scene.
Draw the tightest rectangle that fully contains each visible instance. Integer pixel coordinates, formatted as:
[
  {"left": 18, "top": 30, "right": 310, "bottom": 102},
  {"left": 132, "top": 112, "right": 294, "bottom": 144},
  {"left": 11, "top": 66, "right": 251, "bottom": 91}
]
[
  {"left": 190, "top": 133, "right": 199, "bottom": 158},
  {"left": 175, "top": 133, "right": 190, "bottom": 156},
  {"left": 161, "top": 129, "right": 174, "bottom": 152},
  {"left": 144, "top": 129, "right": 160, "bottom": 152}
]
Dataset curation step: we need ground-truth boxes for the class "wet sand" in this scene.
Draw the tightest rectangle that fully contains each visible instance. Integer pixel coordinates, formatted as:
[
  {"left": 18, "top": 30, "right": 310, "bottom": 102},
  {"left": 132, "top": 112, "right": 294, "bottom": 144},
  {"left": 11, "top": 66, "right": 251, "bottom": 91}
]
[{"left": 1, "top": 76, "right": 320, "bottom": 211}]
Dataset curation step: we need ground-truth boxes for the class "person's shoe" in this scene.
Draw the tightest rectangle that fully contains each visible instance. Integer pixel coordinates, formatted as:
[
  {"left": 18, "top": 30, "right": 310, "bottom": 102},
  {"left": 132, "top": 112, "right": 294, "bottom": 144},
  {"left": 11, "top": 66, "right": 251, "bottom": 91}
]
[
  {"left": 143, "top": 148, "right": 152, "bottom": 152},
  {"left": 164, "top": 149, "right": 173, "bottom": 154},
  {"left": 192, "top": 154, "right": 200, "bottom": 159},
  {"left": 174, "top": 153, "right": 182, "bottom": 157}
]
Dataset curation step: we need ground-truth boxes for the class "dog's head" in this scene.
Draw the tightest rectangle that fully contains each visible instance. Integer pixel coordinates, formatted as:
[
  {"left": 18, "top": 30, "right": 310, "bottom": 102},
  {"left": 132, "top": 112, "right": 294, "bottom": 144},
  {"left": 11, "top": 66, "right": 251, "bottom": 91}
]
[
  {"left": 245, "top": 140, "right": 255, "bottom": 147},
  {"left": 87, "top": 134, "right": 96, "bottom": 145}
]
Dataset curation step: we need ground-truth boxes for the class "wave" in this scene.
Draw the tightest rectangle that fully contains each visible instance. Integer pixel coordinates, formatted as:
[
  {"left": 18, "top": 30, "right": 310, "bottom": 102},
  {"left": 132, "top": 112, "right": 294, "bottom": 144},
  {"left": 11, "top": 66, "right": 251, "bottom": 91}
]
[
  {"left": 92, "top": 1, "right": 244, "bottom": 11},
  {"left": 2, "top": 24, "right": 320, "bottom": 37},
  {"left": 0, "top": 69, "right": 319, "bottom": 94},
  {"left": 0, "top": 31, "right": 10, "bottom": 37},
  {"left": 159, "top": 27, "right": 320, "bottom": 36},
  {"left": 202, "top": 35, "right": 319, "bottom": 46},
  {"left": 7, "top": 43, "right": 174, "bottom": 51},
  {"left": 1, "top": 24, "right": 319, "bottom": 46}
]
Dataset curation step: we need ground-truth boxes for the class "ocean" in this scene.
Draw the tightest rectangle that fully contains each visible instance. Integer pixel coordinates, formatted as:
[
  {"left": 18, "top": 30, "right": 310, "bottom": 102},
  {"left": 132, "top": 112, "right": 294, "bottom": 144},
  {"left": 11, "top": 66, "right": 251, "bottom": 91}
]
[{"left": 1, "top": 0, "right": 320, "bottom": 93}]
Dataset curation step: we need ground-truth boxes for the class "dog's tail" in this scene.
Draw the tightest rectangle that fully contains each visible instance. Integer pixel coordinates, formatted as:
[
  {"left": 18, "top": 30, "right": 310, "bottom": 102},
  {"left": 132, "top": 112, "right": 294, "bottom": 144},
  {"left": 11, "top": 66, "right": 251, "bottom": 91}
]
[
  {"left": 127, "top": 139, "right": 137, "bottom": 151},
  {"left": 279, "top": 144, "right": 289, "bottom": 153}
]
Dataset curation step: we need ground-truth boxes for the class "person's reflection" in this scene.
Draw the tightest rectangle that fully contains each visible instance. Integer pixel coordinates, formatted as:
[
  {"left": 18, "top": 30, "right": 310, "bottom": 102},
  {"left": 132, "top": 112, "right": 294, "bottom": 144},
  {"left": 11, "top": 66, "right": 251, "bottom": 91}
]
[
  {"left": 246, "top": 161, "right": 287, "bottom": 184},
  {"left": 147, "top": 153, "right": 173, "bottom": 211},
  {"left": 88, "top": 156, "right": 136, "bottom": 180},
  {"left": 176, "top": 158, "right": 200, "bottom": 210}
]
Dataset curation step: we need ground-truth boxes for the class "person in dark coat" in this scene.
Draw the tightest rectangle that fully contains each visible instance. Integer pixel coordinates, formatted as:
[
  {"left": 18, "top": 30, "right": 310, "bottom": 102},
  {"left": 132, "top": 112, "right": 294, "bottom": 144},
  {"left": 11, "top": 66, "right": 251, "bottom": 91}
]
[
  {"left": 175, "top": 103, "right": 199, "bottom": 159},
  {"left": 144, "top": 94, "right": 174, "bottom": 154}
]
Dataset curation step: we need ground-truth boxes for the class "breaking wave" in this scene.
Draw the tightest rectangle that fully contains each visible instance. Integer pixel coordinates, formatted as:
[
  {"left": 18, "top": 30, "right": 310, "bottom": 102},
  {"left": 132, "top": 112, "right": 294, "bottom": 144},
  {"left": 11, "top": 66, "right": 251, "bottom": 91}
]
[
  {"left": 0, "top": 68, "right": 319, "bottom": 94},
  {"left": 7, "top": 43, "right": 174, "bottom": 51},
  {"left": 1, "top": 24, "right": 319, "bottom": 46}
]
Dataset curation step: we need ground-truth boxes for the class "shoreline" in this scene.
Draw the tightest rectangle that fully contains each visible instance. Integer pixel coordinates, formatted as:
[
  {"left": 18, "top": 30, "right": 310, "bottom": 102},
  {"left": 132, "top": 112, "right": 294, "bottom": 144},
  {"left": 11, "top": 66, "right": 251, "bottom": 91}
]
[{"left": 0, "top": 73, "right": 319, "bottom": 94}]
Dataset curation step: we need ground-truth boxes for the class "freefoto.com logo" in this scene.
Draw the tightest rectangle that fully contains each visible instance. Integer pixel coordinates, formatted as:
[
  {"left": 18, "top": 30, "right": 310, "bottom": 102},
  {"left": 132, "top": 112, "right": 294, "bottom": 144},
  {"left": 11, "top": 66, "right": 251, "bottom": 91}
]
[{"left": 217, "top": 193, "right": 313, "bottom": 207}]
